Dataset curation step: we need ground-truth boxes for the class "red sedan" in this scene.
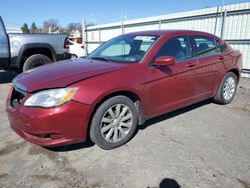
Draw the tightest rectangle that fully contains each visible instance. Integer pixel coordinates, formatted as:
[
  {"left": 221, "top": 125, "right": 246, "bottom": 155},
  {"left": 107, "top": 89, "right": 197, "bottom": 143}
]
[{"left": 6, "top": 30, "right": 242, "bottom": 149}]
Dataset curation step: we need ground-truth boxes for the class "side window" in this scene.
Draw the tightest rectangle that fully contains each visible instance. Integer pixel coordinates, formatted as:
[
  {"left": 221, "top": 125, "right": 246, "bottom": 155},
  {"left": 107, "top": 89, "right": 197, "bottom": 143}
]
[
  {"left": 194, "top": 36, "right": 222, "bottom": 57},
  {"left": 156, "top": 36, "right": 191, "bottom": 62}
]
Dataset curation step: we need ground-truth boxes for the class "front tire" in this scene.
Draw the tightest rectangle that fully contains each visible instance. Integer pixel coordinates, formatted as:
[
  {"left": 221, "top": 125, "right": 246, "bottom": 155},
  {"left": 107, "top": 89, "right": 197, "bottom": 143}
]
[
  {"left": 90, "top": 96, "right": 138, "bottom": 150},
  {"left": 213, "top": 72, "right": 238, "bottom": 104},
  {"left": 23, "top": 54, "right": 52, "bottom": 72}
]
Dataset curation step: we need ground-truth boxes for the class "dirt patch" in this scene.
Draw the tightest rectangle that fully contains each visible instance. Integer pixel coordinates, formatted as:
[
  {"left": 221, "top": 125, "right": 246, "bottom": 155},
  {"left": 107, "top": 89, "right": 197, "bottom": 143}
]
[
  {"left": 236, "top": 178, "right": 250, "bottom": 188},
  {"left": 64, "top": 167, "right": 79, "bottom": 176},
  {"left": 31, "top": 174, "right": 61, "bottom": 181},
  {"left": 0, "top": 173, "right": 9, "bottom": 179},
  {"left": 0, "top": 140, "right": 27, "bottom": 156},
  {"left": 28, "top": 146, "right": 69, "bottom": 165},
  {"left": 64, "top": 175, "right": 102, "bottom": 188},
  {"left": 169, "top": 137, "right": 185, "bottom": 146},
  {"left": 28, "top": 146, "right": 81, "bottom": 178}
]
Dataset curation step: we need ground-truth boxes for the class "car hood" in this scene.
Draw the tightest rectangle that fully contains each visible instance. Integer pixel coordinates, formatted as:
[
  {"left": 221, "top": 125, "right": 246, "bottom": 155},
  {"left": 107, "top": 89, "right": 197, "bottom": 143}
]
[{"left": 13, "top": 58, "right": 128, "bottom": 93}]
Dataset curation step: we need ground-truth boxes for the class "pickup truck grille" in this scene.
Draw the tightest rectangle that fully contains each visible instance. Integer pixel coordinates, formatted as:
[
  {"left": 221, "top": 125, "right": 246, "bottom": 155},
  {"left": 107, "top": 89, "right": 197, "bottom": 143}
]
[{"left": 11, "top": 88, "right": 26, "bottom": 109}]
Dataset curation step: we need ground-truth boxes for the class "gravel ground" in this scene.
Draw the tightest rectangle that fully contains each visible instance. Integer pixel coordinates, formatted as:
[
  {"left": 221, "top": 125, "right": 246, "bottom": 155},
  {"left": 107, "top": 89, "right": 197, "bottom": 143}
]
[{"left": 0, "top": 70, "right": 249, "bottom": 188}]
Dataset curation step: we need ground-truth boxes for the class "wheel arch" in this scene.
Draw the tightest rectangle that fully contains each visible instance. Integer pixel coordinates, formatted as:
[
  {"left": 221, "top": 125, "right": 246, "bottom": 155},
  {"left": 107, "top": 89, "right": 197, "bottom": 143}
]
[
  {"left": 17, "top": 43, "right": 56, "bottom": 69},
  {"left": 86, "top": 90, "right": 145, "bottom": 140},
  {"left": 228, "top": 68, "right": 240, "bottom": 83},
  {"left": 214, "top": 68, "right": 240, "bottom": 97}
]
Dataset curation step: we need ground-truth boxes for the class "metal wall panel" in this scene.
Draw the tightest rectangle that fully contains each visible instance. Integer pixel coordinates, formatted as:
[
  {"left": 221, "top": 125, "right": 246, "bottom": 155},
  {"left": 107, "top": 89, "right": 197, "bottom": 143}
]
[
  {"left": 87, "top": 43, "right": 100, "bottom": 53},
  {"left": 160, "top": 17, "right": 217, "bottom": 34},
  {"left": 225, "top": 14, "right": 250, "bottom": 39},
  {"left": 100, "top": 28, "right": 122, "bottom": 41},
  {"left": 125, "top": 24, "right": 159, "bottom": 33},
  {"left": 230, "top": 43, "right": 250, "bottom": 69},
  {"left": 87, "top": 30, "right": 100, "bottom": 42}
]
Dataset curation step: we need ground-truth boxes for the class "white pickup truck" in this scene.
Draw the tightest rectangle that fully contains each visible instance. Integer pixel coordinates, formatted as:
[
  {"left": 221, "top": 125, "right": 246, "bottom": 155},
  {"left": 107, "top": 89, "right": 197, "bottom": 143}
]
[{"left": 0, "top": 16, "right": 70, "bottom": 72}]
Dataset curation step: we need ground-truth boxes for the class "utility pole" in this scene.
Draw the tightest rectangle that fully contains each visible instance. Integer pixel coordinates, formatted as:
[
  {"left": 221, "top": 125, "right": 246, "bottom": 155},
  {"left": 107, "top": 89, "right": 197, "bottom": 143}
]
[
  {"left": 220, "top": 0, "right": 226, "bottom": 39},
  {"left": 124, "top": 12, "right": 128, "bottom": 21},
  {"left": 214, "top": 6, "right": 219, "bottom": 35},
  {"left": 121, "top": 12, "right": 128, "bottom": 34},
  {"left": 222, "top": 0, "right": 225, "bottom": 8},
  {"left": 82, "top": 19, "right": 87, "bottom": 55},
  {"left": 121, "top": 12, "right": 124, "bottom": 34}
]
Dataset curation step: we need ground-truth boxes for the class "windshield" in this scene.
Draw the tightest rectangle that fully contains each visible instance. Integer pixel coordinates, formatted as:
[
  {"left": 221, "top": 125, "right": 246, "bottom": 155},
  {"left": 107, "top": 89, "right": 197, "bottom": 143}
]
[{"left": 88, "top": 34, "right": 159, "bottom": 63}]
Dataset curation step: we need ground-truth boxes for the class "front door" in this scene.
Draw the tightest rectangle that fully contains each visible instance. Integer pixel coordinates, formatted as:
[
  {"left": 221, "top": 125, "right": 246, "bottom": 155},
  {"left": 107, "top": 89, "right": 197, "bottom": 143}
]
[{"left": 146, "top": 36, "right": 199, "bottom": 117}]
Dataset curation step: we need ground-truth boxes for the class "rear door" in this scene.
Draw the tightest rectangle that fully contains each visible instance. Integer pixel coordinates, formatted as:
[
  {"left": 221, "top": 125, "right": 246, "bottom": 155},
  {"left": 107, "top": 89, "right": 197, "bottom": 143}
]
[
  {"left": 0, "top": 16, "right": 10, "bottom": 67},
  {"left": 191, "top": 35, "right": 223, "bottom": 99}
]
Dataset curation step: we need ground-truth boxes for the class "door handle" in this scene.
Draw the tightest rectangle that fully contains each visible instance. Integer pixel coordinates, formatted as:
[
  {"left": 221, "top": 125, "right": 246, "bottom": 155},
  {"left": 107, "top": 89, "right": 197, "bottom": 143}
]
[{"left": 186, "top": 62, "right": 197, "bottom": 67}]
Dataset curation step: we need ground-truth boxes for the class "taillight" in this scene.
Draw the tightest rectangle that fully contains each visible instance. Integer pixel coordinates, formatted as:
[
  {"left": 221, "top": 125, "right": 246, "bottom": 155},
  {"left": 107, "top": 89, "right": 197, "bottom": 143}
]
[{"left": 64, "top": 37, "right": 69, "bottom": 49}]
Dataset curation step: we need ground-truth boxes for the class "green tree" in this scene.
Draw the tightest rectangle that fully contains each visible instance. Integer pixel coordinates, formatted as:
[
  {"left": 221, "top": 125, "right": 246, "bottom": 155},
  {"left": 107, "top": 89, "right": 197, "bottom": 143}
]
[
  {"left": 21, "top": 23, "right": 30, "bottom": 33},
  {"left": 30, "top": 22, "right": 38, "bottom": 33}
]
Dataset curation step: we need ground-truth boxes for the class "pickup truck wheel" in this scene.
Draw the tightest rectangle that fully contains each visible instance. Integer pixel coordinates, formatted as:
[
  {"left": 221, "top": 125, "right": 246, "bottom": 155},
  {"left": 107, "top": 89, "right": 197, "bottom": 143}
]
[
  {"left": 90, "top": 96, "right": 138, "bottom": 150},
  {"left": 23, "top": 54, "right": 52, "bottom": 72}
]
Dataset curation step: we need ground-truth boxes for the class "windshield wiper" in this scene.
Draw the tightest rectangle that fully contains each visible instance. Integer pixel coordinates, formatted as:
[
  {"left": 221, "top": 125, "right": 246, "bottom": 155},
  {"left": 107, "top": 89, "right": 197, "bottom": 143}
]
[{"left": 89, "top": 57, "right": 113, "bottom": 62}]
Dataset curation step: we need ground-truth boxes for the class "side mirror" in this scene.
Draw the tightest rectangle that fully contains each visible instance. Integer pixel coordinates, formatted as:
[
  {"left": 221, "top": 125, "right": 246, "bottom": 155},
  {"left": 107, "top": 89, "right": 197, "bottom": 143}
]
[{"left": 154, "top": 56, "right": 175, "bottom": 66}]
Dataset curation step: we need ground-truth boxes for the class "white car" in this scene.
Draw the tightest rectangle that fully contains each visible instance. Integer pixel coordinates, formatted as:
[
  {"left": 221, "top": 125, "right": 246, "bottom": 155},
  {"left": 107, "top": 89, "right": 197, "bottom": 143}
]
[{"left": 68, "top": 39, "right": 86, "bottom": 58}]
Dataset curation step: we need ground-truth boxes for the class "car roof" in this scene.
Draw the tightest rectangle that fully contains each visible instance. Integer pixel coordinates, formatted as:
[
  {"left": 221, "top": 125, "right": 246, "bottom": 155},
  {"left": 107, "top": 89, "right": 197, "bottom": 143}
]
[{"left": 125, "top": 30, "right": 221, "bottom": 40}]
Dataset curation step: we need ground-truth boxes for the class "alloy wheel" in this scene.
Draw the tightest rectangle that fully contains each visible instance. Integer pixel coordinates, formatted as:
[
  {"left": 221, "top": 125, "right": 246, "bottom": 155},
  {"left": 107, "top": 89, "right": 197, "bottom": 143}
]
[
  {"left": 223, "top": 76, "right": 236, "bottom": 101},
  {"left": 100, "top": 104, "right": 133, "bottom": 143}
]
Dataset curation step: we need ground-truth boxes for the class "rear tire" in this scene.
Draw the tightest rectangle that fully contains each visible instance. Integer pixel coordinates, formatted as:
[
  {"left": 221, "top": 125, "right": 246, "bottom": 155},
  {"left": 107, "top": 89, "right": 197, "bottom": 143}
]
[
  {"left": 90, "top": 96, "right": 138, "bottom": 150},
  {"left": 23, "top": 54, "right": 52, "bottom": 72},
  {"left": 213, "top": 72, "right": 237, "bottom": 104},
  {"left": 71, "top": 54, "right": 78, "bottom": 59}
]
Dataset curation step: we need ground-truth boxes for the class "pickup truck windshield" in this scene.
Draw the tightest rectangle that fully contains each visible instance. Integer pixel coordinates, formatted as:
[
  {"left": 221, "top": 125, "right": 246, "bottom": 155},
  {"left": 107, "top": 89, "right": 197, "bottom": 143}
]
[{"left": 88, "top": 34, "right": 159, "bottom": 63}]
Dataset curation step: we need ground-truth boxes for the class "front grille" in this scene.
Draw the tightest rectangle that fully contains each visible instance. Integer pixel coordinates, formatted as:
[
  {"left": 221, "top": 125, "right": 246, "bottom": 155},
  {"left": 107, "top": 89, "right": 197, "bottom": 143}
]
[{"left": 11, "top": 88, "right": 26, "bottom": 109}]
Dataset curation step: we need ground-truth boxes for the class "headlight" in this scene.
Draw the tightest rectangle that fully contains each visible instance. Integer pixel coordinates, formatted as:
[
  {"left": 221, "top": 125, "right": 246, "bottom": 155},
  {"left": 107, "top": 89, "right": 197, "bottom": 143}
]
[{"left": 24, "top": 88, "right": 78, "bottom": 108}]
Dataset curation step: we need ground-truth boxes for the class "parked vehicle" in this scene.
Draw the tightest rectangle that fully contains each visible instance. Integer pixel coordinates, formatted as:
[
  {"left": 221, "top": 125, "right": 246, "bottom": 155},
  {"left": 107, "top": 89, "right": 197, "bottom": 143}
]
[
  {"left": 0, "top": 16, "right": 70, "bottom": 72},
  {"left": 67, "top": 36, "right": 86, "bottom": 58},
  {"left": 6, "top": 30, "right": 242, "bottom": 150}
]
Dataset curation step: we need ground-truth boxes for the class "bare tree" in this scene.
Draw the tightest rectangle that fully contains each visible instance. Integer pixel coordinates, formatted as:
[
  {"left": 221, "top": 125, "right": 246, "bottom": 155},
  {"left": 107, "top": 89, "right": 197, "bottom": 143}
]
[
  {"left": 58, "top": 27, "right": 68, "bottom": 34},
  {"left": 42, "top": 21, "right": 49, "bottom": 33},
  {"left": 67, "top": 22, "right": 82, "bottom": 33},
  {"left": 42, "top": 19, "right": 60, "bottom": 33}
]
